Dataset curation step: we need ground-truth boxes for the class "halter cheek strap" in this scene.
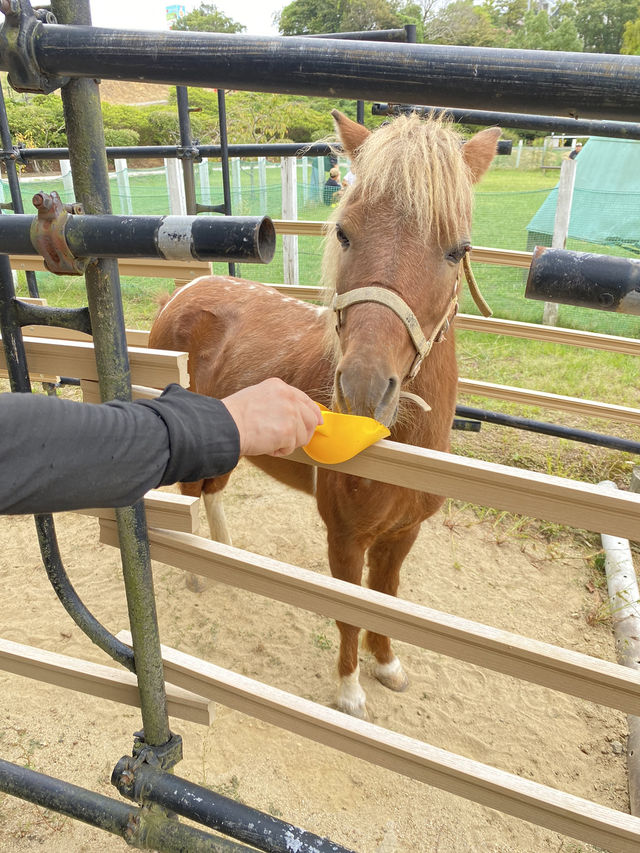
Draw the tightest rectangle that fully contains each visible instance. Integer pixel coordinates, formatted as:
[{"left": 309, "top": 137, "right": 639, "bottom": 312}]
[{"left": 332, "top": 283, "right": 459, "bottom": 382}]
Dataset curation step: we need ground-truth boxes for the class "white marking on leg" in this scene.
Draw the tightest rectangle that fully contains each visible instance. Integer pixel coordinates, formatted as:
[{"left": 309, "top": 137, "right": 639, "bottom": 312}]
[
  {"left": 374, "top": 656, "right": 402, "bottom": 681},
  {"left": 337, "top": 665, "right": 367, "bottom": 718},
  {"left": 204, "top": 492, "right": 232, "bottom": 545}
]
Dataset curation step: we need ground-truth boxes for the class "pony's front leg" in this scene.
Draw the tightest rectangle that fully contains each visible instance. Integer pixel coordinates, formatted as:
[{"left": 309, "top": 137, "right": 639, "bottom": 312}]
[
  {"left": 364, "top": 525, "right": 420, "bottom": 692},
  {"left": 179, "top": 475, "right": 232, "bottom": 592},
  {"left": 327, "top": 534, "right": 367, "bottom": 718}
]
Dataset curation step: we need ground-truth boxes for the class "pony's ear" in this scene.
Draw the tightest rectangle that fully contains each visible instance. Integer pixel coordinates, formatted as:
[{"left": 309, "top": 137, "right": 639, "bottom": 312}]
[
  {"left": 462, "top": 127, "right": 501, "bottom": 183},
  {"left": 331, "top": 109, "right": 370, "bottom": 160}
]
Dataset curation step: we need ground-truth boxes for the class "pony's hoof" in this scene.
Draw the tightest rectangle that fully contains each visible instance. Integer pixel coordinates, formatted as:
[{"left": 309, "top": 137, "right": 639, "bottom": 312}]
[
  {"left": 374, "top": 658, "right": 409, "bottom": 692},
  {"left": 185, "top": 572, "right": 208, "bottom": 593}
]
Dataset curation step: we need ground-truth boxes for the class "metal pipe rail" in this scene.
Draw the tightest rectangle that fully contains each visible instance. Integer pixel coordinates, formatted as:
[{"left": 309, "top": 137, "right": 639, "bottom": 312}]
[
  {"left": 11, "top": 138, "right": 512, "bottom": 162},
  {"left": 306, "top": 25, "right": 415, "bottom": 41},
  {"left": 112, "top": 757, "right": 356, "bottom": 853},
  {"left": 1, "top": 211, "right": 276, "bottom": 264},
  {"left": 526, "top": 248, "right": 640, "bottom": 315},
  {"left": 456, "top": 406, "right": 640, "bottom": 455},
  {"left": 0, "top": 759, "right": 254, "bottom": 852},
  {"left": 373, "top": 102, "right": 640, "bottom": 141},
  {"left": 1, "top": 12, "right": 640, "bottom": 119}
]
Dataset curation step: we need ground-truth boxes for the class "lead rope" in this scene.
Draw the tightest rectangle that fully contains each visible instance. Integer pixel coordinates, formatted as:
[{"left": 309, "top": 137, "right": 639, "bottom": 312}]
[{"left": 463, "top": 251, "right": 493, "bottom": 317}]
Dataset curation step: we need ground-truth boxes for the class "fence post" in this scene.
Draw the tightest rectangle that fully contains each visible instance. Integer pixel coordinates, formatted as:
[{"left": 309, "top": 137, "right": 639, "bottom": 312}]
[
  {"left": 198, "top": 159, "right": 211, "bottom": 206},
  {"left": 281, "top": 156, "right": 299, "bottom": 287},
  {"left": 114, "top": 159, "right": 133, "bottom": 215},
  {"left": 258, "top": 156, "right": 267, "bottom": 213},
  {"left": 301, "top": 156, "right": 310, "bottom": 206},
  {"left": 515, "top": 139, "right": 523, "bottom": 169},
  {"left": 232, "top": 158, "right": 242, "bottom": 211},
  {"left": 543, "top": 157, "right": 576, "bottom": 326},
  {"left": 59, "top": 159, "right": 74, "bottom": 201},
  {"left": 164, "top": 157, "right": 187, "bottom": 215}
]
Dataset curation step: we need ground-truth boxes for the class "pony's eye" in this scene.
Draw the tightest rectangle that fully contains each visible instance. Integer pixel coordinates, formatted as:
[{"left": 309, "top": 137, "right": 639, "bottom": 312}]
[
  {"left": 335, "top": 225, "right": 350, "bottom": 248},
  {"left": 446, "top": 243, "right": 470, "bottom": 264}
]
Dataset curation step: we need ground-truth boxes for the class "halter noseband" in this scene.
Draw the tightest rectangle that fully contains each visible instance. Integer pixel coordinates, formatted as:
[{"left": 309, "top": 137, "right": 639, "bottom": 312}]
[
  {"left": 331, "top": 253, "right": 492, "bottom": 388},
  {"left": 332, "top": 280, "right": 459, "bottom": 382}
]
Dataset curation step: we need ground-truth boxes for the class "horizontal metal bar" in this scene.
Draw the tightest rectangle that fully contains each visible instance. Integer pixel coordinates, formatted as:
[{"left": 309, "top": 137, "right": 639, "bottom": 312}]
[
  {"left": 13, "top": 27, "right": 640, "bottom": 120},
  {"left": 456, "top": 405, "right": 640, "bottom": 454},
  {"left": 15, "top": 142, "right": 338, "bottom": 162},
  {"left": 526, "top": 247, "right": 640, "bottom": 315},
  {"left": 0, "top": 758, "right": 254, "bottom": 851},
  {"left": 306, "top": 27, "right": 410, "bottom": 41},
  {"left": 373, "top": 102, "right": 640, "bottom": 140},
  {"left": 0, "top": 213, "right": 276, "bottom": 263},
  {"left": 113, "top": 759, "right": 356, "bottom": 853}
]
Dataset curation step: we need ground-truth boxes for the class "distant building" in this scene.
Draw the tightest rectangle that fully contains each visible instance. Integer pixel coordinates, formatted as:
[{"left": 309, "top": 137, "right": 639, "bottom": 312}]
[{"left": 166, "top": 5, "right": 186, "bottom": 24}]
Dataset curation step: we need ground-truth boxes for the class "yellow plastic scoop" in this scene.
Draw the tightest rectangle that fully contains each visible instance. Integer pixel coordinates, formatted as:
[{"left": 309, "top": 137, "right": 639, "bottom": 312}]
[{"left": 303, "top": 404, "right": 390, "bottom": 464}]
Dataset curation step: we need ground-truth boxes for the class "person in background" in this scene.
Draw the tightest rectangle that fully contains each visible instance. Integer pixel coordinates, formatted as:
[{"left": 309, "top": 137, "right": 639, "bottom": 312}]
[
  {"left": 568, "top": 141, "right": 583, "bottom": 159},
  {"left": 0, "top": 378, "right": 322, "bottom": 515},
  {"left": 323, "top": 167, "right": 342, "bottom": 205},
  {"left": 343, "top": 165, "right": 356, "bottom": 187}
]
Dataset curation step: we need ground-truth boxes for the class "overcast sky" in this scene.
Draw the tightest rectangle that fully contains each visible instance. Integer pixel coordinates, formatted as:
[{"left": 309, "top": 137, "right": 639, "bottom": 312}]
[{"left": 89, "top": 0, "right": 282, "bottom": 36}]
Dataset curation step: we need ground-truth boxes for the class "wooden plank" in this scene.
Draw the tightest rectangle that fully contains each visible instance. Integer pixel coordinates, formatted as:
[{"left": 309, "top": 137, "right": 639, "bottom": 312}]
[
  {"left": 290, "top": 441, "right": 640, "bottom": 540},
  {"left": 116, "top": 630, "right": 640, "bottom": 853},
  {"left": 9, "top": 255, "right": 210, "bottom": 281},
  {"left": 0, "top": 637, "right": 213, "bottom": 726},
  {"left": 22, "top": 326, "right": 151, "bottom": 348},
  {"left": 458, "top": 378, "right": 640, "bottom": 426},
  {"left": 456, "top": 314, "right": 640, "bottom": 356},
  {"left": 77, "top": 489, "right": 199, "bottom": 534},
  {"left": 101, "top": 522, "right": 640, "bottom": 716},
  {"left": 0, "top": 336, "right": 188, "bottom": 387}
]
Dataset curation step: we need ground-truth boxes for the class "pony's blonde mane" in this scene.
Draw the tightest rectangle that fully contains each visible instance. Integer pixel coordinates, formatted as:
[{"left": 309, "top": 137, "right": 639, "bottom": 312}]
[{"left": 358, "top": 112, "right": 472, "bottom": 241}]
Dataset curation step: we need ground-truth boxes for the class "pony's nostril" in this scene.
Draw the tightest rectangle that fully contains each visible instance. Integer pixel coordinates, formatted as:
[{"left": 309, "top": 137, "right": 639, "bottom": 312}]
[{"left": 382, "top": 376, "right": 399, "bottom": 407}]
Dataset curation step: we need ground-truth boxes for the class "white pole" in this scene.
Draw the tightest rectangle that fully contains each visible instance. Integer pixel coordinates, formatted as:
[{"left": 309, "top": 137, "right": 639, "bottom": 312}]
[
  {"left": 258, "top": 157, "right": 267, "bottom": 213},
  {"left": 301, "top": 157, "right": 310, "bottom": 206},
  {"left": 114, "top": 159, "right": 133, "bottom": 215},
  {"left": 232, "top": 158, "right": 242, "bottom": 210},
  {"left": 59, "top": 159, "right": 74, "bottom": 201},
  {"left": 281, "top": 156, "right": 299, "bottom": 287},
  {"left": 542, "top": 157, "right": 576, "bottom": 326},
  {"left": 515, "top": 139, "right": 523, "bottom": 169},
  {"left": 599, "top": 477, "right": 640, "bottom": 816},
  {"left": 198, "top": 158, "right": 211, "bottom": 206},
  {"left": 164, "top": 157, "right": 187, "bottom": 215}
]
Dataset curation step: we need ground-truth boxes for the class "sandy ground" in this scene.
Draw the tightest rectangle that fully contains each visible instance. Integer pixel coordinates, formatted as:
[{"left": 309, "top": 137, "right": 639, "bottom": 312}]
[{"left": 0, "top": 458, "right": 633, "bottom": 853}]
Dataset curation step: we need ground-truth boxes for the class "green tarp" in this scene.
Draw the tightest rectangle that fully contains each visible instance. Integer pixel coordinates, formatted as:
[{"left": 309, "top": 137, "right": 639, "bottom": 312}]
[{"left": 526, "top": 138, "right": 640, "bottom": 251}]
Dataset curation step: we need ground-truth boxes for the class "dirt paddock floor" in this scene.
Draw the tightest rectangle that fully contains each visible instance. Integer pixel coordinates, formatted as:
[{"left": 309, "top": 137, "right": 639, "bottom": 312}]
[{"left": 0, "top": 459, "right": 632, "bottom": 852}]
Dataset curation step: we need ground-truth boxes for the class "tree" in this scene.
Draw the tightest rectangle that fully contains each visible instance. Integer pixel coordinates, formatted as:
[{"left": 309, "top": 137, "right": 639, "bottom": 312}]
[
  {"left": 275, "top": 0, "right": 343, "bottom": 35},
  {"left": 275, "top": 0, "right": 420, "bottom": 36},
  {"left": 506, "top": 8, "right": 583, "bottom": 51},
  {"left": 425, "top": 0, "right": 502, "bottom": 46},
  {"left": 574, "top": 0, "right": 640, "bottom": 53},
  {"left": 621, "top": 16, "right": 640, "bottom": 52},
  {"left": 171, "top": 2, "right": 245, "bottom": 33},
  {"left": 483, "top": 0, "right": 527, "bottom": 33}
]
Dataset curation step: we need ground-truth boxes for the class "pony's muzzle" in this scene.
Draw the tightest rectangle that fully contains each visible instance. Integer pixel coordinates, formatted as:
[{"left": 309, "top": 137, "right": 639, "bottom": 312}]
[{"left": 334, "top": 366, "right": 400, "bottom": 427}]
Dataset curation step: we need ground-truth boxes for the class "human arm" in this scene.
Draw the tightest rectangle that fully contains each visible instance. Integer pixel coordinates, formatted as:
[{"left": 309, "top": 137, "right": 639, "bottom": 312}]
[{"left": 0, "top": 380, "right": 321, "bottom": 515}]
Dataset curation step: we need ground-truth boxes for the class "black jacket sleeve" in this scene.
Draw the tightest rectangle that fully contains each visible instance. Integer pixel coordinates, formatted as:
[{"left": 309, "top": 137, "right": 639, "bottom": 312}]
[{"left": 0, "top": 384, "right": 240, "bottom": 515}]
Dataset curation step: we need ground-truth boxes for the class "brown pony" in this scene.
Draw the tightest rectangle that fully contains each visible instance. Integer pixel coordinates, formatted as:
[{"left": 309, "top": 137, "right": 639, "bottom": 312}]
[{"left": 149, "top": 111, "right": 500, "bottom": 718}]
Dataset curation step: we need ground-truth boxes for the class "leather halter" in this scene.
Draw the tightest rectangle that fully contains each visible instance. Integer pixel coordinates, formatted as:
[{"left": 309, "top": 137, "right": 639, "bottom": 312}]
[{"left": 332, "top": 278, "right": 460, "bottom": 382}]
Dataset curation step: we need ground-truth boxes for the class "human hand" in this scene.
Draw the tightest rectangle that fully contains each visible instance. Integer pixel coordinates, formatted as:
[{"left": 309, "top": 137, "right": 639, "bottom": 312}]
[{"left": 221, "top": 378, "right": 323, "bottom": 457}]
